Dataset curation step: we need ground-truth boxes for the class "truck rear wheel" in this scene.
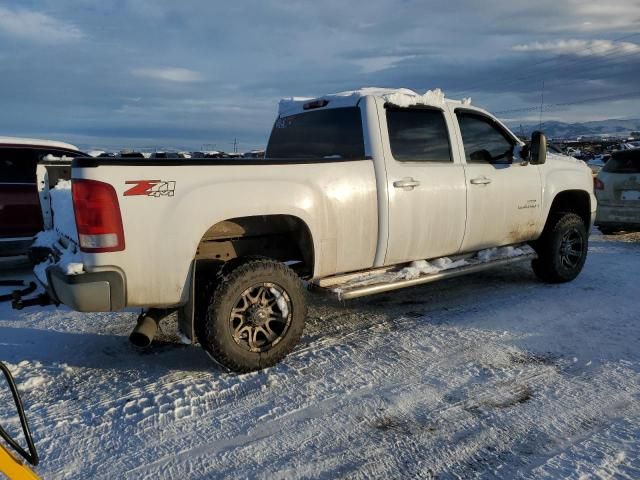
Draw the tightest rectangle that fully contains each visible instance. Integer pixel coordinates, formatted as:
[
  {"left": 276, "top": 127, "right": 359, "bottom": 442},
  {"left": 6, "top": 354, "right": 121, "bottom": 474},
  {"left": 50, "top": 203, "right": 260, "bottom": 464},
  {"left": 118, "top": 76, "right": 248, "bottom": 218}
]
[
  {"left": 200, "top": 258, "right": 306, "bottom": 372},
  {"left": 531, "top": 213, "right": 588, "bottom": 283}
]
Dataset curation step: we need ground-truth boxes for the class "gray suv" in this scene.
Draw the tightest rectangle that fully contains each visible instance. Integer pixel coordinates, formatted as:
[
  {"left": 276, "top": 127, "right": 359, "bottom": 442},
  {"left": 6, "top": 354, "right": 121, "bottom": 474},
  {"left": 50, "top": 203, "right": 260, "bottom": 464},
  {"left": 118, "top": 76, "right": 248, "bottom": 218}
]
[{"left": 594, "top": 149, "right": 640, "bottom": 233}]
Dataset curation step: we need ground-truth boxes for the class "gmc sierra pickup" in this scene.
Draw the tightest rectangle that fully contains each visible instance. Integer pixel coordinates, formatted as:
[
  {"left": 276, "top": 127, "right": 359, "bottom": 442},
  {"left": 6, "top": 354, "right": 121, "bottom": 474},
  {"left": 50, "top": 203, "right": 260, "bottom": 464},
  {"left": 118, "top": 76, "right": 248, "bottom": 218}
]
[{"left": 30, "top": 88, "right": 596, "bottom": 372}]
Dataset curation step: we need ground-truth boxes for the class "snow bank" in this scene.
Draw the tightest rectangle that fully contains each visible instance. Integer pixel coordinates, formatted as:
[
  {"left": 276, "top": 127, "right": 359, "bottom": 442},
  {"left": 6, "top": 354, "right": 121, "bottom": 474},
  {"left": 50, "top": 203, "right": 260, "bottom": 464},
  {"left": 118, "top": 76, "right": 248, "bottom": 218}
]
[
  {"left": 33, "top": 243, "right": 83, "bottom": 284},
  {"left": 398, "top": 257, "right": 467, "bottom": 281},
  {"left": 32, "top": 229, "right": 61, "bottom": 249},
  {"left": 3, "top": 235, "right": 639, "bottom": 480},
  {"left": 477, "top": 245, "right": 530, "bottom": 262},
  {"left": 49, "top": 179, "right": 78, "bottom": 242},
  {"left": 32, "top": 179, "right": 83, "bottom": 284},
  {"left": 333, "top": 87, "right": 446, "bottom": 108},
  {"left": 333, "top": 245, "right": 534, "bottom": 296}
]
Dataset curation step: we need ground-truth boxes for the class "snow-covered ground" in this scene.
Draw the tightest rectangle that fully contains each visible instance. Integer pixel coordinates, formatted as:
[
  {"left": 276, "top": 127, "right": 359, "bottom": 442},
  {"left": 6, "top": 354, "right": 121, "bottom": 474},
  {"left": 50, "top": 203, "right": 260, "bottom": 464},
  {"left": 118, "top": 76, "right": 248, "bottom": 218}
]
[{"left": 1, "top": 231, "right": 639, "bottom": 479}]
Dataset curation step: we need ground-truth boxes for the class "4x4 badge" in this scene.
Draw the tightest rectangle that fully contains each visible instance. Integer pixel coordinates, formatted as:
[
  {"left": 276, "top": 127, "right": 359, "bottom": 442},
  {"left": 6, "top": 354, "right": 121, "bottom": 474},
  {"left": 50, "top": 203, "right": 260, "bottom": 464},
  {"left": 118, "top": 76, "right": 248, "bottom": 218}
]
[{"left": 124, "top": 180, "right": 176, "bottom": 197}]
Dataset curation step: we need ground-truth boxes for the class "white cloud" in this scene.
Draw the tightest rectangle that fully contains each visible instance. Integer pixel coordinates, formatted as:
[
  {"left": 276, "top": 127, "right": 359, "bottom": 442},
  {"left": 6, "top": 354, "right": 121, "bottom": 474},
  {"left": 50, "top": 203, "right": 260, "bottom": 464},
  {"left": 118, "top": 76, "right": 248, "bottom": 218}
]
[
  {"left": 353, "top": 55, "right": 416, "bottom": 74},
  {"left": 131, "top": 67, "right": 204, "bottom": 83},
  {"left": 567, "top": 0, "right": 640, "bottom": 31},
  {"left": 512, "top": 39, "right": 640, "bottom": 56},
  {"left": 0, "top": 6, "right": 84, "bottom": 43}
]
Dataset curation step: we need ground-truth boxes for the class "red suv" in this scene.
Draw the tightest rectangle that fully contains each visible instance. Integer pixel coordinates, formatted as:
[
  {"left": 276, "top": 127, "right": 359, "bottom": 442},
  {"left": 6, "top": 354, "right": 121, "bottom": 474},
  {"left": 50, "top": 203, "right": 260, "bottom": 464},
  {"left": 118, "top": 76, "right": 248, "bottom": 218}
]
[{"left": 0, "top": 137, "right": 87, "bottom": 256}]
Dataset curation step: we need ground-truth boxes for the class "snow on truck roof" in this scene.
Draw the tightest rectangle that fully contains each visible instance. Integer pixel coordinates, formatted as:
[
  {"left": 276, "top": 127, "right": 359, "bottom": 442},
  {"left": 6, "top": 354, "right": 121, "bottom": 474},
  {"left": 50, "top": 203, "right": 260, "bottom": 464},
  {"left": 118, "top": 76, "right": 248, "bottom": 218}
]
[
  {"left": 278, "top": 87, "right": 472, "bottom": 116},
  {"left": 0, "top": 136, "right": 80, "bottom": 151}
]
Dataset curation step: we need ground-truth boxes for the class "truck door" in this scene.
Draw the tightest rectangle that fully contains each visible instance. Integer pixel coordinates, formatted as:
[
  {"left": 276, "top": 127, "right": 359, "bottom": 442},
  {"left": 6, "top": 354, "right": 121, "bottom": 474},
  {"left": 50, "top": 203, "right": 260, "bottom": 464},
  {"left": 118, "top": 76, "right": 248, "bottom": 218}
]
[
  {"left": 452, "top": 109, "right": 543, "bottom": 251},
  {"left": 378, "top": 100, "right": 467, "bottom": 265}
]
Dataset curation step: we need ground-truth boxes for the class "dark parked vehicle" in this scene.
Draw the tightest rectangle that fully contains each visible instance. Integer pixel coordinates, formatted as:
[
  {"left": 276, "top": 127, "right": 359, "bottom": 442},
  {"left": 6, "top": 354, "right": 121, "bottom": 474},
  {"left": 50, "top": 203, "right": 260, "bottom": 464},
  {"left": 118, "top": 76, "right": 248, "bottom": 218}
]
[{"left": 0, "top": 137, "right": 87, "bottom": 256}]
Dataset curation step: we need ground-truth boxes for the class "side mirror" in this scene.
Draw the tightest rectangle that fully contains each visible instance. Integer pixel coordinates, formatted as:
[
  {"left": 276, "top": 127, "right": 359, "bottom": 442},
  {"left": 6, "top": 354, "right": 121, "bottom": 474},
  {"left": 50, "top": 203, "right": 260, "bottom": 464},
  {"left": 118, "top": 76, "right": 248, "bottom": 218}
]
[{"left": 530, "top": 131, "right": 547, "bottom": 165}]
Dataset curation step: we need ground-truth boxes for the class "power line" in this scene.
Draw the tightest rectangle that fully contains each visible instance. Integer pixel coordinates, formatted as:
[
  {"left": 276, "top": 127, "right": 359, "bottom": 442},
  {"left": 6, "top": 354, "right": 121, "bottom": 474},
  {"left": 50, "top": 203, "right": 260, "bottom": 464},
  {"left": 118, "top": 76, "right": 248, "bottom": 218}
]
[
  {"left": 539, "top": 80, "right": 545, "bottom": 129},
  {"left": 448, "top": 32, "right": 640, "bottom": 97},
  {"left": 450, "top": 47, "right": 640, "bottom": 99},
  {"left": 493, "top": 89, "right": 640, "bottom": 115},
  {"left": 450, "top": 32, "right": 640, "bottom": 95},
  {"left": 489, "top": 48, "right": 640, "bottom": 92}
]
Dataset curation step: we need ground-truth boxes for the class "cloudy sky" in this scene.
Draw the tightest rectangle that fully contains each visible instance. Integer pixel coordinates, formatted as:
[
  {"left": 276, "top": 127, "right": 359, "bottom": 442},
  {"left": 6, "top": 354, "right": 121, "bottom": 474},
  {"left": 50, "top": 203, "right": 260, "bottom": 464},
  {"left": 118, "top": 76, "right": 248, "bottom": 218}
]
[{"left": 0, "top": 0, "right": 639, "bottom": 151}]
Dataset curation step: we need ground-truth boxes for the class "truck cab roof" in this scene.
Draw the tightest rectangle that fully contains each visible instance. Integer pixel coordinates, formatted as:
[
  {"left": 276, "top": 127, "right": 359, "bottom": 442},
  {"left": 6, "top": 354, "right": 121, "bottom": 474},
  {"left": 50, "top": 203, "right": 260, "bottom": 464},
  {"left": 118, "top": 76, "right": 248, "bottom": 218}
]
[{"left": 278, "top": 87, "right": 473, "bottom": 117}]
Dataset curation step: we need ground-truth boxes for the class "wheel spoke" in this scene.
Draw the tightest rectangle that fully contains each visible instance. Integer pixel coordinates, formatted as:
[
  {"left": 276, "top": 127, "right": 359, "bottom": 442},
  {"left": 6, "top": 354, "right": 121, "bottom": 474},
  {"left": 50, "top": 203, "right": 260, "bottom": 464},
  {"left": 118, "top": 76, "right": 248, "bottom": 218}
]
[
  {"left": 229, "top": 282, "right": 293, "bottom": 353},
  {"left": 259, "top": 288, "right": 270, "bottom": 305},
  {"left": 567, "top": 248, "right": 581, "bottom": 258},
  {"left": 236, "top": 296, "right": 249, "bottom": 312},
  {"left": 234, "top": 324, "right": 251, "bottom": 339},
  {"left": 246, "top": 286, "right": 263, "bottom": 304},
  {"left": 248, "top": 328, "right": 261, "bottom": 350},
  {"left": 258, "top": 325, "right": 276, "bottom": 343},
  {"left": 265, "top": 295, "right": 278, "bottom": 309}
]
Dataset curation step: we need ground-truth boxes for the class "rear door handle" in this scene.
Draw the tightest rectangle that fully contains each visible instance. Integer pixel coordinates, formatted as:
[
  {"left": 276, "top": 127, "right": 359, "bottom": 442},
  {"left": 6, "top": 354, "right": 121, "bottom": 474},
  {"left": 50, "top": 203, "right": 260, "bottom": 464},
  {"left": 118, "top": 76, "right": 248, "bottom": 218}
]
[
  {"left": 470, "top": 176, "right": 492, "bottom": 185},
  {"left": 393, "top": 178, "right": 421, "bottom": 189}
]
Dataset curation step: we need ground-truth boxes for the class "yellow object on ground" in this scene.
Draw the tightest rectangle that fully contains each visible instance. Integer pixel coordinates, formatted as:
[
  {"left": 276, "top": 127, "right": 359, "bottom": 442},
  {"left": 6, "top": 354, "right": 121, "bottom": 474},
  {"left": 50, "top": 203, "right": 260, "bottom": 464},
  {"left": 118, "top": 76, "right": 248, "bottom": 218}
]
[{"left": 0, "top": 443, "right": 40, "bottom": 480}]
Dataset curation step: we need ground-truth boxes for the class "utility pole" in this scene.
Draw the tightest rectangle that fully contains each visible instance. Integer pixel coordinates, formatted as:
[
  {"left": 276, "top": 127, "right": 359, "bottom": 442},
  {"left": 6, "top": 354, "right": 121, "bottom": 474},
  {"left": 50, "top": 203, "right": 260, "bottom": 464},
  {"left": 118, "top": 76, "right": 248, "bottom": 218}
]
[{"left": 539, "top": 80, "right": 545, "bottom": 130}]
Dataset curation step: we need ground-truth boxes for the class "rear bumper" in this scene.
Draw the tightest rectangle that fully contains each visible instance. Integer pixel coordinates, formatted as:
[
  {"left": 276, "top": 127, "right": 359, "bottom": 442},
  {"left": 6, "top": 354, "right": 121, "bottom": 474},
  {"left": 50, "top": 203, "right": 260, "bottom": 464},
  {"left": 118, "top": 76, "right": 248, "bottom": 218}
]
[
  {"left": 595, "top": 203, "right": 640, "bottom": 229},
  {"left": 46, "top": 266, "right": 125, "bottom": 312}
]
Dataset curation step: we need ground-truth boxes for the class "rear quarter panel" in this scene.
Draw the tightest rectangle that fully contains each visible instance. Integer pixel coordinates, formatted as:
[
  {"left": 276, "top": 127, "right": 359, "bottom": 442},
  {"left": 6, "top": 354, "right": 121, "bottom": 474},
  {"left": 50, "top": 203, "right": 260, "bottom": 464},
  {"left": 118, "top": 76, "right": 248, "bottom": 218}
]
[{"left": 75, "top": 160, "right": 378, "bottom": 307}]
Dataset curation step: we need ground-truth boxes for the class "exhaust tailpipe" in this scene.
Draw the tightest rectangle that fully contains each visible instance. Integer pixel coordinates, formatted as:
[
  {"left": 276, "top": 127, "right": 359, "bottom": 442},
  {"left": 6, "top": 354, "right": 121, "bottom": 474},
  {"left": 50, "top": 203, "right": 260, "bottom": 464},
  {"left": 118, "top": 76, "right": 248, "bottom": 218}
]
[{"left": 129, "top": 309, "right": 172, "bottom": 348}]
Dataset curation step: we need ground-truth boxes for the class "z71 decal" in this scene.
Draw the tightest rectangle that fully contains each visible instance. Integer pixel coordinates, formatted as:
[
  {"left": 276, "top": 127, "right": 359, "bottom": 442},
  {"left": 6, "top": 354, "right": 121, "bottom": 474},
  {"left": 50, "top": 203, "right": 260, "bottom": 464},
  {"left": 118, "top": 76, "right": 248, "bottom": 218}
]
[{"left": 124, "top": 180, "right": 176, "bottom": 197}]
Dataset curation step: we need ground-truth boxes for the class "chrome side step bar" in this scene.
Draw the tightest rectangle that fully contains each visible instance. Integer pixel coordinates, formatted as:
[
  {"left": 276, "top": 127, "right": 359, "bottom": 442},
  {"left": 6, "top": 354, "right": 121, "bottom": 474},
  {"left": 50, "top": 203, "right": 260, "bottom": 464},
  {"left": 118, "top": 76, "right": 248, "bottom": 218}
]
[{"left": 313, "top": 252, "right": 536, "bottom": 300}]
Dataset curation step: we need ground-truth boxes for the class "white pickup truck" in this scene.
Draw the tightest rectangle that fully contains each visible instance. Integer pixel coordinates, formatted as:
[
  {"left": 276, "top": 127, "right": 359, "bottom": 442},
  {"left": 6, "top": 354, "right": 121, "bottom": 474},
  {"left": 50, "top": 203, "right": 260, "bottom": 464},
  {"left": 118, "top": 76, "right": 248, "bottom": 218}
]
[{"left": 31, "top": 88, "right": 596, "bottom": 372}]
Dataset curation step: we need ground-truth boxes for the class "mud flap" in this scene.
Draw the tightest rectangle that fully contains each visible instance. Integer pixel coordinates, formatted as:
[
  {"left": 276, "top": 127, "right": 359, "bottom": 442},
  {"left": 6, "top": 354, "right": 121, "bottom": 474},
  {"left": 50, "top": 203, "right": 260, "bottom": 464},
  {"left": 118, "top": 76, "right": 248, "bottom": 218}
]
[{"left": 177, "top": 261, "right": 196, "bottom": 344}]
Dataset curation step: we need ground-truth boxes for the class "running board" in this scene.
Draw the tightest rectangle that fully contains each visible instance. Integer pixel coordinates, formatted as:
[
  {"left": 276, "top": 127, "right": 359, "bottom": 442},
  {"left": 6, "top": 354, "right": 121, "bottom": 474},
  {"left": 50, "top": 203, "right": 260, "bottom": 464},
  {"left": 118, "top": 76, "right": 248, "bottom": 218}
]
[{"left": 313, "top": 251, "right": 536, "bottom": 300}]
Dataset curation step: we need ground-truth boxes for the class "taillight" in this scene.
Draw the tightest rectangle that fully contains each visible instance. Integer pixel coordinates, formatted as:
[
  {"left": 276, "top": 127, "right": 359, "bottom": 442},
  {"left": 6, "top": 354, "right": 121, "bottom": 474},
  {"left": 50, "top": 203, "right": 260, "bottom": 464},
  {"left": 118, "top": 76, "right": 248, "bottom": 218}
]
[
  {"left": 594, "top": 177, "right": 605, "bottom": 191},
  {"left": 72, "top": 179, "right": 125, "bottom": 253}
]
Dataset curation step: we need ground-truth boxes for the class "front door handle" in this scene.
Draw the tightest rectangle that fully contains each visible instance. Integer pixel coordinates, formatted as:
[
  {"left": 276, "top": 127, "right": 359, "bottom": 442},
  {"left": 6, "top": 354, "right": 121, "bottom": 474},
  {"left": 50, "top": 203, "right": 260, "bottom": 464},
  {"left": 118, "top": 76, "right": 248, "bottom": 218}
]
[
  {"left": 470, "top": 176, "right": 492, "bottom": 185},
  {"left": 393, "top": 178, "right": 421, "bottom": 190}
]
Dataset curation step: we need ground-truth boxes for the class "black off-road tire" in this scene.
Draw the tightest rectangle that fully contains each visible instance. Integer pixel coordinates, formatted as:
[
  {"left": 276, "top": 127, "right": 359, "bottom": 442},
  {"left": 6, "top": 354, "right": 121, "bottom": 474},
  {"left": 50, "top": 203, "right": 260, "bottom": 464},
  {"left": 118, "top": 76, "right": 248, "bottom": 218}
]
[
  {"left": 531, "top": 213, "right": 588, "bottom": 283},
  {"left": 200, "top": 258, "right": 306, "bottom": 372}
]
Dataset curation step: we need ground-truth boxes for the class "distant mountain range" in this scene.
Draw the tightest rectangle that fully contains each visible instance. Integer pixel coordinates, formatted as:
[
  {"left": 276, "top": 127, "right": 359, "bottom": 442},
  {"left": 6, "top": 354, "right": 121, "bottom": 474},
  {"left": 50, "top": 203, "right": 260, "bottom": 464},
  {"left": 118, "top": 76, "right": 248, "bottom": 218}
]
[{"left": 508, "top": 119, "right": 640, "bottom": 140}]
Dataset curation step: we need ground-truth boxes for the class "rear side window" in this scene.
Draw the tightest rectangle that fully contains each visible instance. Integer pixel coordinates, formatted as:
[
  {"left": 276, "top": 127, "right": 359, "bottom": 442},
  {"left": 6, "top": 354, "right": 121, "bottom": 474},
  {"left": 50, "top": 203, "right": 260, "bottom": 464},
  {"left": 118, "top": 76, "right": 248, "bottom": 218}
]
[
  {"left": 266, "top": 107, "right": 365, "bottom": 159},
  {"left": 0, "top": 148, "right": 37, "bottom": 183},
  {"left": 386, "top": 108, "right": 452, "bottom": 162},
  {"left": 456, "top": 112, "right": 515, "bottom": 164},
  {"left": 602, "top": 151, "right": 640, "bottom": 173}
]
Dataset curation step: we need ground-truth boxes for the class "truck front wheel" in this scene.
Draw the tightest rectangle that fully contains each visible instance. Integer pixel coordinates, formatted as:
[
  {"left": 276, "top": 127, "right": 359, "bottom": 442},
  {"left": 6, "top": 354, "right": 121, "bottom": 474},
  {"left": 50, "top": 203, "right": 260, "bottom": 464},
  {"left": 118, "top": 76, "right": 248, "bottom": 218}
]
[
  {"left": 531, "top": 213, "right": 588, "bottom": 283},
  {"left": 200, "top": 258, "right": 306, "bottom": 372}
]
